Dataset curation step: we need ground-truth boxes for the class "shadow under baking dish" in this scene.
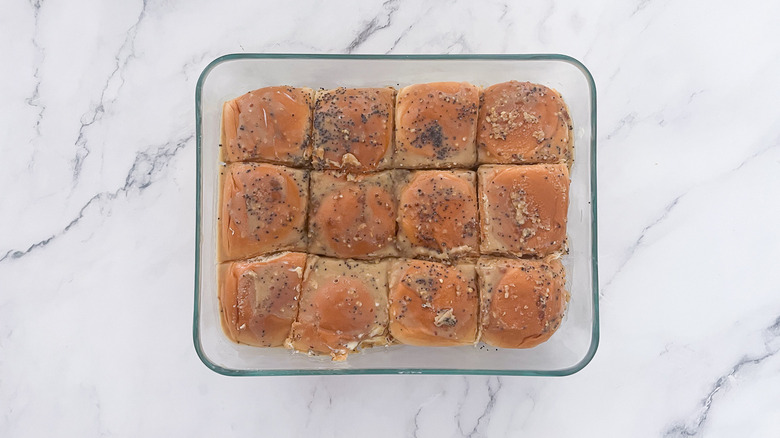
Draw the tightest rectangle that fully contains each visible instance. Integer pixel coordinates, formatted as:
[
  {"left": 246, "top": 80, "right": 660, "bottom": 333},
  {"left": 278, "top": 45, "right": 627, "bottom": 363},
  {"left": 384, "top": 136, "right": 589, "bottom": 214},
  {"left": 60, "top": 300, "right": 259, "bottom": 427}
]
[{"left": 194, "top": 54, "right": 599, "bottom": 376}]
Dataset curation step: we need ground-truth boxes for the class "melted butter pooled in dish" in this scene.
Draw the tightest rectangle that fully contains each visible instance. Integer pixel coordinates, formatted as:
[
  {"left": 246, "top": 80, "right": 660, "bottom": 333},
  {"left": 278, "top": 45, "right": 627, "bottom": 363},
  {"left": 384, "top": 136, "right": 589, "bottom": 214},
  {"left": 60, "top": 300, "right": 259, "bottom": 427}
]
[
  {"left": 312, "top": 87, "right": 396, "bottom": 172},
  {"left": 308, "top": 171, "right": 399, "bottom": 259},
  {"left": 221, "top": 86, "right": 314, "bottom": 166},
  {"left": 478, "top": 164, "right": 569, "bottom": 257},
  {"left": 388, "top": 259, "right": 478, "bottom": 346},
  {"left": 219, "top": 252, "right": 307, "bottom": 347},
  {"left": 218, "top": 162, "right": 308, "bottom": 261},
  {"left": 477, "top": 257, "right": 569, "bottom": 348},
  {"left": 478, "top": 81, "right": 572, "bottom": 165},
  {"left": 394, "top": 82, "right": 479, "bottom": 168},
  {"left": 287, "top": 256, "right": 389, "bottom": 361},
  {"left": 397, "top": 170, "right": 479, "bottom": 259}
]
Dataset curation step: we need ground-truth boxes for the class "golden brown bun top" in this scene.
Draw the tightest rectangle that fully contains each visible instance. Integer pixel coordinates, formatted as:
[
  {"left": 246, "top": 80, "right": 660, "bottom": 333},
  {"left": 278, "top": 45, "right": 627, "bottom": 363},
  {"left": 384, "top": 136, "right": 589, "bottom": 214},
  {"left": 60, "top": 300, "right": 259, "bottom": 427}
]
[
  {"left": 480, "top": 164, "right": 569, "bottom": 256},
  {"left": 310, "top": 275, "right": 376, "bottom": 338},
  {"left": 219, "top": 163, "right": 307, "bottom": 261},
  {"left": 478, "top": 81, "right": 572, "bottom": 163},
  {"left": 398, "top": 170, "right": 478, "bottom": 254},
  {"left": 223, "top": 86, "right": 313, "bottom": 164},
  {"left": 309, "top": 171, "right": 396, "bottom": 258},
  {"left": 395, "top": 82, "right": 479, "bottom": 164},
  {"left": 219, "top": 252, "right": 306, "bottom": 347},
  {"left": 313, "top": 87, "right": 395, "bottom": 171},
  {"left": 479, "top": 257, "right": 568, "bottom": 348},
  {"left": 289, "top": 257, "right": 388, "bottom": 359},
  {"left": 389, "top": 259, "right": 478, "bottom": 346}
]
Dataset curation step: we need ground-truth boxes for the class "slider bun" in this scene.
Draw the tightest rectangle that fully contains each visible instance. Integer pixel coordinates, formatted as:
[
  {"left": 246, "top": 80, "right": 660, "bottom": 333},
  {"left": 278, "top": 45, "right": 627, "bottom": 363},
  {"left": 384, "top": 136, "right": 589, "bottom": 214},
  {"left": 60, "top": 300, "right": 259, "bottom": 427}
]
[
  {"left": 477, "top": 80, "right": 572, "bottom": 164},
  {"left": 218, "top": 252, "right": 306, "bottom": 347},
  {"left": 220, "top": 86, "right": 314, "bottom": 166},
  {"left": 478, "top": 164, "right": 569, "bottom": 257},
  {"left": 287, "top": 257, "right": 389, "bottom": 360},
  {"left": 478, "top": 257, "right": 568, "bottom": 349},
  {"left": 388, "top": 259, "right": 478, "bottom": 346},
  {"left": 218, "top": 162, "right": 308, "bottom": 261}
]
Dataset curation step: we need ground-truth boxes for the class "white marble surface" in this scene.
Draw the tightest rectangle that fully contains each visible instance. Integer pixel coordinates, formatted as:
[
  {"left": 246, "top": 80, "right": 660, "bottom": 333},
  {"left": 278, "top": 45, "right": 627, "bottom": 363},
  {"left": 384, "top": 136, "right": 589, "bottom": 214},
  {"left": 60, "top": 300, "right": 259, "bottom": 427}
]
[{"left": 1, "top": 0, "right": 779, "bottom": 436}]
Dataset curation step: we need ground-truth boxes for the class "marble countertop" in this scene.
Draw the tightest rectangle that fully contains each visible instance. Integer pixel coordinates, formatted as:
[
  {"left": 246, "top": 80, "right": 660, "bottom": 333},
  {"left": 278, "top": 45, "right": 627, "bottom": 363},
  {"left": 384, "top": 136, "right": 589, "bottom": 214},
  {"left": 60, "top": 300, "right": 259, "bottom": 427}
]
[{"left": 2, "top": 0, "right": 779, "bottom": 436}]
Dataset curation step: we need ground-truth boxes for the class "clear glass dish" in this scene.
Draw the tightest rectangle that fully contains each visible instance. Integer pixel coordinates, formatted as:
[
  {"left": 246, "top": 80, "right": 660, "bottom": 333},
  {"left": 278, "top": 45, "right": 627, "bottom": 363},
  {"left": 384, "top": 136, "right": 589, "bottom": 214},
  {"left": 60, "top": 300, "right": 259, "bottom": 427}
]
[{"left": 194, "top": 54, "right": 598, "bottom": 376}]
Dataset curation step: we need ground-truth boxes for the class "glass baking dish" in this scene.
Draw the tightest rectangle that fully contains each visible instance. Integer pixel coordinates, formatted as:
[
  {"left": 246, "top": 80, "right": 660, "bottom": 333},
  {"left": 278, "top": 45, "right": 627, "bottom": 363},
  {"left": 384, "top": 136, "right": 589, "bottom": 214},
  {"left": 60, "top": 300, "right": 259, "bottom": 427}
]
[{"left": 194, "top": 54, "right": 598, "bottom": 376}]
